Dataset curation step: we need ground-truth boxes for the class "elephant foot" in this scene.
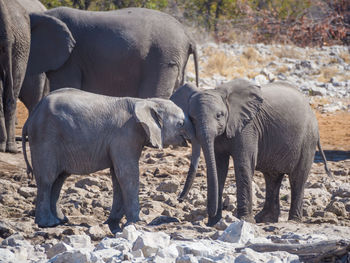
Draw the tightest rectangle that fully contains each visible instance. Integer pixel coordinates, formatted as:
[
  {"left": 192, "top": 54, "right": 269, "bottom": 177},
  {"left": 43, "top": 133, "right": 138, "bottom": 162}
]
[
  {"left": 207, "top": 213, "right": 222, "bottom": 227},
  {"left": 105, "top": 218, "right": 122, "bottom": 234},
  {"left": 6, "top": 142, "right": 18, "bottom": 153},
  {"left": 238, "top": 214, "right": 255, "bottom": 223},
  {"left": 288, "top": 214, "right": 302, "bottom": 222},
  {"left": 58, "top": 215, "right": 69, "bottom": 224},
  {"left": 0, "top": 142, "right": 6, "bottom": 152},
  {"left": 255, "top": 209, "right": 279, "bottom": 223},
  {"left": 35, "top": 214, "right": 61, "bottom": 228}
]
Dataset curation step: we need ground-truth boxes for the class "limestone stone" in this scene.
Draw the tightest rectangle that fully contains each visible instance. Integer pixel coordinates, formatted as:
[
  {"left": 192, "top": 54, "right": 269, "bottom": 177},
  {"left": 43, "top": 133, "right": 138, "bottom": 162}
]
[
  {"left": 218, "top": 221, "right": 256, "bottom": 244},
  {"left": 132, "top": 231, "right": 170, "bottom": 257}
]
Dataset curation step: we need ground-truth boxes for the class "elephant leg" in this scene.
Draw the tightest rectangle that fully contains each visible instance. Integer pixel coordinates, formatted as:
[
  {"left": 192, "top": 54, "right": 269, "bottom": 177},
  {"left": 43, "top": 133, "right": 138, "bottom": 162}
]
[
  {"left": 111, "top": 158, "right": 140, "bottom": 227},
  {"left": 35, "top": 172, "right": 61, "bottom": 228},
  {"left": 233, "top": 154, "right": 256, "bottom": 223},
  {"left": 208, "top": 152, "right": 229, "bottom": 226},
  {"left": 50, "top": 172, "right": 70, "bottom": 224},
  {"left": 105, "top": 167, "right": 124, "bottom": 234},
  {"left": 255, "top": 173, "right": 284, "bottom": 223},
  {"left": 288, "top": 154, "right": 313, "bottom": 221},
  {"left": 0, "top": 81, "right": 6, "bottom": 152},
  {"left": 4, "top": 92, "right": 18, "bottom": 153}
]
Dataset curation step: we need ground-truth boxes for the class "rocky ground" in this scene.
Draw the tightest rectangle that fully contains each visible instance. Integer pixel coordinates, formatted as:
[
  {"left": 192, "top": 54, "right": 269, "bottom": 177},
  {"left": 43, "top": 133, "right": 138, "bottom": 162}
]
[{"left": 0, "top": 43, "right": 350, "bottom": 262}]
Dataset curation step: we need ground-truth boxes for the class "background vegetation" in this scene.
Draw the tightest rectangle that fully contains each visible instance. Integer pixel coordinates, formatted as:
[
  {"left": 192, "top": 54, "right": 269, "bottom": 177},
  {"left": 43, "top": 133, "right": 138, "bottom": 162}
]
[{"left": 40, "top": 0, "right": 349, "bottom": 46}]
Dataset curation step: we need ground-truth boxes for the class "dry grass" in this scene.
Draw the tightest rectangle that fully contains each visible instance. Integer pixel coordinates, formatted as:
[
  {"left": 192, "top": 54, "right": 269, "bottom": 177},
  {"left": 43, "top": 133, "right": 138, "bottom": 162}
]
[
  {"left": 339, "top": 51, "right": 350, "bottom": 64},
  {"left": 317, "top": 66, "right": 339, "bottom": 82},
  {"left": 275, "top": 65, "right": 289, "bottom": 74},
  {"left": 271, "top": 45, "right": 303, "bottom": 59},
  {"left": 201, "top": 46, "right": 268, "bottom": 79}
]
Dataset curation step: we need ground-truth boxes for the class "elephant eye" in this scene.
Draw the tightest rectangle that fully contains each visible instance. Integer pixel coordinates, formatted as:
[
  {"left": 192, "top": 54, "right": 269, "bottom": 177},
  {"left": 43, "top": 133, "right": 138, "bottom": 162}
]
[
  {"left": 216, "top": 112, "right": 224, "bottom": 119},
  {"left": 176, "top": 120, "right": 184, "bottom": 128}
]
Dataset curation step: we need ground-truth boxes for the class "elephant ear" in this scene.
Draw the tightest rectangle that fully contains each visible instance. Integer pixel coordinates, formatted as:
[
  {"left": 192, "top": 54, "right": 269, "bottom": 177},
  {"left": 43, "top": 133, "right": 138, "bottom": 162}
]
[
  {"left": 134, "top": 101, "right": 163, "bottom": 149},
  {"left": 221, "top": 79, "right": 263, "bottom": 138},
  {"left": 170, "top": 83, "right": 199, "bottom": 114},
  {"left": 27, "top": 13, "right": 76, "bottom": 75}
]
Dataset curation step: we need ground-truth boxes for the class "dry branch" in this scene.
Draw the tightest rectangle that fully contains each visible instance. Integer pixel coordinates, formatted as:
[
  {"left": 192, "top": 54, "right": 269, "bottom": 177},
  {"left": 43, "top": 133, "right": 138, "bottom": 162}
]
[{"left": 236, "top": 240, "right": 350, "bottom": 262}]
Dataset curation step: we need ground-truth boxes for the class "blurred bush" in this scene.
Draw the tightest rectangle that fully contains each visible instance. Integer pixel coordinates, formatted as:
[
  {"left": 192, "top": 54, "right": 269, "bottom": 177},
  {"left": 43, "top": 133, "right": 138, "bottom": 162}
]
[{"left": 40, "top": 0, "right": 349, "bottom": 46}]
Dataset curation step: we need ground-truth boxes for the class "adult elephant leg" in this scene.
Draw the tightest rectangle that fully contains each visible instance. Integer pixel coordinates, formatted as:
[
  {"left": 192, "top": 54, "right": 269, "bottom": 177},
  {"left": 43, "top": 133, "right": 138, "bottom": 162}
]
[
  {"left": 105, "top": 167, "right": 124, "bottom": 233},
  {"left": 50, "top": 172, "right": 70, "bottom": 224},
  {"left": 4, "top": 93, "right": 19, "bottom": 153},
  {"left": 255, "top": 173, "right": 284, "bottom": 223},
  {"left": 0, "top": 81, "right": 6, "bottom": 152},
  {"left": 288, "top": 151, "right": 314, "bottom": 221},
  {"left": 208, "top": 151, "right": 229, "bottom": 226}
]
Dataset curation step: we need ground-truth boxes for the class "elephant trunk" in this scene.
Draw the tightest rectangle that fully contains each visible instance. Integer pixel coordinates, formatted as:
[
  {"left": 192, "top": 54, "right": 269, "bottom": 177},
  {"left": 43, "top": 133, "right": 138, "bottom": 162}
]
[
  {"left": 178, "top": 138, "right": 201, "bottom": 202},
  {"left": 198, "top": 129, "right": 218, "bottom": 217}
]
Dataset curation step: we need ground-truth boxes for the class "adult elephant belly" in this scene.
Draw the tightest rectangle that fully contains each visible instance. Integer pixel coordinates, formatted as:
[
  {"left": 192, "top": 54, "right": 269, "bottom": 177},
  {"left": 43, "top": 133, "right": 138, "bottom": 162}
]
[{"left": 46, "top": 8, "right": 180, "bottom": 99}]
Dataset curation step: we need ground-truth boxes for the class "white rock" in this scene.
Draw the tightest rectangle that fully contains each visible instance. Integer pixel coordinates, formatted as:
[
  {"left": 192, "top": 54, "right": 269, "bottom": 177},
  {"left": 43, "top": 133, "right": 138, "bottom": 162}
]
[
  {"left": 48, "top": 249, "right": 92, "bottom": 263},
  {"left": 218, "top": 220, "right": 256, "bottom": 244},
  {"left": 115, "top": 224, "right": 142, "bottom": 243},
  {"left": 177, "top": 241, "right": 211, "bottom": 257},
  {"left": 91, "top": 248, "right": 121, "bottom": 262},
  {"left": 176, "top": 255, "right": 199, "bottom": 263},
  {"left": 95, "top": 237, "right": 127, "bottom": 250},
  {"left": 253, "top": 75, "right": 269, "bottom": 85},
  {"left": 63, "top": 235, "right": 93, "bottom": 250},
  {"left": 0, "top": 248, "right": 16, "bottom": 262},
  {"left": 47, "top": 242, "right": 72, "bottom": 259},
  {"left": 131, "top": 249, "right": 143, "bottom": 258},
  {"left": 132, "top": 231, "right": 170, "bottom": 257},
  {"left": 18, "top": 187, "right": 36, "bottom": 198},
  {"left": 157, "top": 243, "right": 179, "bottom": 259},
  {"left": 88, "top": 225, "right": 105, "bottom": 241}
]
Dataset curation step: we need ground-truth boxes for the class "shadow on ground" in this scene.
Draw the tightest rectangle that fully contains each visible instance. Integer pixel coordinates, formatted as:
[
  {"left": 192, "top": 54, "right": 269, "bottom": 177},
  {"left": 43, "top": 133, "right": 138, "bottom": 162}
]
[{"left": 315, "top": 150, "right": 350, "bottom": 162}]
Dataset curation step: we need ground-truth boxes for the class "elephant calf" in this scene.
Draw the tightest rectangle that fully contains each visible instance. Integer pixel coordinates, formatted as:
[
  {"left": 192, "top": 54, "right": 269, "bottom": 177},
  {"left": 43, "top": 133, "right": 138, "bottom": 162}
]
[
  {"left": 22, "top": 88, "right": 192, "bottom": 233},
  {"left": 172, "top": 79, "right": 331, "bottom": 226}
]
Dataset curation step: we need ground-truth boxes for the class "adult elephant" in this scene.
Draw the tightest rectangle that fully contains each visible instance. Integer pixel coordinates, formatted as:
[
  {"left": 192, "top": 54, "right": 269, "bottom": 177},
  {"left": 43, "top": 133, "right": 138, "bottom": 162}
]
[
  {"left": 19, "top": 7, "right": 199, "bottom": 112},
  {"left": 18, "top": 0, "right": 49, "bottom": 113},
  {"left": 0, "top": 0, "right": 31, "bottom": 152},
  {"left": 171, "top": 79, "right": 331, "bottom": 226}
]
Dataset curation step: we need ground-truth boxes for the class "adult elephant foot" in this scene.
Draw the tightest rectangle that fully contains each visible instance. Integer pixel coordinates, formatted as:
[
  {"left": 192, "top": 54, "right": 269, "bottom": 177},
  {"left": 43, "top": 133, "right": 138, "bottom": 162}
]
[
  {"left": 255, "top": 209, "right": 279, "bottom": 223},
  {"left": 104, "top": 218, "right": 122, "bottom": 234},
  {"left": 238, "top": 214, "right": 255, "bottom": 223},
  {"left": 288, "top": 214, "right": 302, "bottom": 222},
  {"left": 0, "top": 142, "right": 6, "bottom": 152},
  {"left": 35, "top": 214, "right": 61, "bottom": 228},
  {"left": 207, "top": 213, "right": 222, "bottom": 227},
  {"left": 6, "top": 141, "right": 18, "bottom": 153}
]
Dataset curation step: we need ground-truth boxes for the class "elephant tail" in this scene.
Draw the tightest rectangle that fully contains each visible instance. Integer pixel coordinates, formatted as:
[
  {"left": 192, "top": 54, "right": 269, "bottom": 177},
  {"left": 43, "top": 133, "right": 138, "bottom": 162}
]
[
  {"left": 190, "top": 43, "right": 199, "bottom": 87},
  {"left": 317, "top": 139, "right": 333, "bottom": 180},
  {"left": 22, "top": 122, "right": 33, "bottom": 179}
]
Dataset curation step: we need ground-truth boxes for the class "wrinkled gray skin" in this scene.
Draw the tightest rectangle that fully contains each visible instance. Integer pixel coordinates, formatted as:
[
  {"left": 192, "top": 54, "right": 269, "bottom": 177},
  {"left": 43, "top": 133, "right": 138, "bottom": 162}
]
[
  {"left": 19, "top": 7, "right": 199, "bottom": 113},
  {"left": 17, "top": 0, "right": 49, "bottom": 113},
  {"left": 0, "top": 0, "right": 30, "bottom": 152},
  {"left": 22, "top": 88, "right": 193, "bottom": 233},
  {"left": 172, "top": 80, "right": 331, "bottom": 226}
]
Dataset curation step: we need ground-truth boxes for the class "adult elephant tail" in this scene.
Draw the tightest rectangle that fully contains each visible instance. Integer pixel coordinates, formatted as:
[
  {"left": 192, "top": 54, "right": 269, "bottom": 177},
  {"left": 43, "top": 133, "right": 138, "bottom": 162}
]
[
  {"left": 22, "top": 121, "right": 33, "bottom": 178},
  {"left": 317, "top": 139, "right": 333, "bottom": 179},
  {"left": 190, "top": 43, "right": 199, "bottom": 87}
]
